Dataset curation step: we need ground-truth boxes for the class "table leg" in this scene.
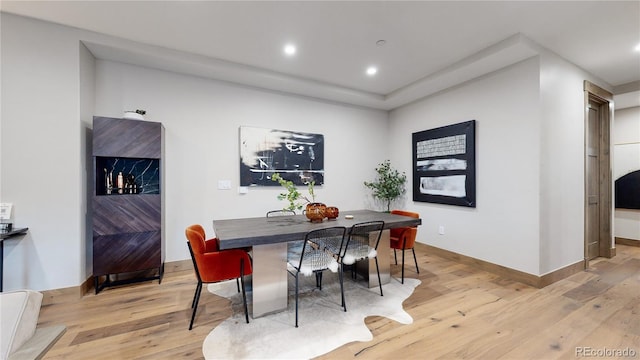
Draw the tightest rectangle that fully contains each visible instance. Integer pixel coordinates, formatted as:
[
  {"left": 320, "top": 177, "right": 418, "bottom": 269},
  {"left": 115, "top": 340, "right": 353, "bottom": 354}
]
[{"left": 251, "top": 242, "right": 288, "bottom": 318}]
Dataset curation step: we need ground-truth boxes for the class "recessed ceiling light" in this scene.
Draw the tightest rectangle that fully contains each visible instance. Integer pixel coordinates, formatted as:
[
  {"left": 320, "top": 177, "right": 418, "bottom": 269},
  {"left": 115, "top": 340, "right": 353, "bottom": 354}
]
[
  {"left": 376, "top": 40, "right": 386, "bottom": 47},
  {"left": 366, "top": 66, "right": 378, "bottom": 76},
  {"left": 635, "top": 43, "right": 640, "bottom": 52},
  {"left": 284, "top": 44, "right": 296, "bottom": 56}
]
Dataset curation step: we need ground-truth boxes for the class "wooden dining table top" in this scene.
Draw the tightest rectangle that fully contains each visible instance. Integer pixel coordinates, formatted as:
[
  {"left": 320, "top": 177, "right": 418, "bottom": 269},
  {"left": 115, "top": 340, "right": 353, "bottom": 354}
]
[{"left": 213, "top": 209, "right": 421, "bottom": 250}]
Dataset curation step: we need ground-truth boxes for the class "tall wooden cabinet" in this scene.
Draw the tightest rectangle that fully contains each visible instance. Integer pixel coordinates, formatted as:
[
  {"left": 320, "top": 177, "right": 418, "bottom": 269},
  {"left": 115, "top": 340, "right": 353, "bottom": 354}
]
[{"left": 92, "top": 116, "right": 165, "bottom": 293}]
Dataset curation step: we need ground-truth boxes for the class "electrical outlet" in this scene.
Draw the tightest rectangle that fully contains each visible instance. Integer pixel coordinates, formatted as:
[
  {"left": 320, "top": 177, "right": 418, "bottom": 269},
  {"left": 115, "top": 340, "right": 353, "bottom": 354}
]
[{"left": 438, "top": 225, "right": 445, "bottom": 235}]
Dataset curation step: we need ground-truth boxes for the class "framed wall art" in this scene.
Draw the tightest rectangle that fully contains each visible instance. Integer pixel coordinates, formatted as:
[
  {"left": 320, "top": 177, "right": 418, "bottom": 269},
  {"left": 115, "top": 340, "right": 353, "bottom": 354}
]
[
  {"left": 239, "top": 126, "right": 324, "bottom": 186},
  {"left": 412, "top": 120, "right": 476, "bottom": 207}
]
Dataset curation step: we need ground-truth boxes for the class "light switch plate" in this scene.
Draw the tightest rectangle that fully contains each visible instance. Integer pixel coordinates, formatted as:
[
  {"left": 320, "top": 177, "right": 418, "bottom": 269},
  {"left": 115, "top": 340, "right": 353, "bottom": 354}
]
[{"left": 218, "top": 180, "right": 232, "bottom": 190}]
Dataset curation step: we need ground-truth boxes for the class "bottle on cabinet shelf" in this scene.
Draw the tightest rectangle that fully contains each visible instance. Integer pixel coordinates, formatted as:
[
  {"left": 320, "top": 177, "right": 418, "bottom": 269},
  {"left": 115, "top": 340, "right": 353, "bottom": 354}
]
[
  {"left": 117, "top": 172, "right": 124, "bottom": 194},
  {"left": 104, "top": 169, "right": 113, "bottom": 195},
  {"left": 126, "top": 174, "right": 136, "bottom": 194}
]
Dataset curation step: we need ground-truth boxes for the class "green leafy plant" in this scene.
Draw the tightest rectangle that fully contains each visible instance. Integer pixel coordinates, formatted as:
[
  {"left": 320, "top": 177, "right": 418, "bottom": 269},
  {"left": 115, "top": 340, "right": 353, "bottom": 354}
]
[
  {"left": 364, "top": 160, "right": 407, "bottom": 212},
  {"left": 271, "top": 173, "right": 316, "bottom": 212}
]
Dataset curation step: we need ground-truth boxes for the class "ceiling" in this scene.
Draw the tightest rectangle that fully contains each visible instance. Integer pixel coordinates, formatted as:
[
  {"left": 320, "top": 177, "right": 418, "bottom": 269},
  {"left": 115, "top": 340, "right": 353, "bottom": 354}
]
[{"left": 2, "top": 1, "right": 639, "bottom": 110}]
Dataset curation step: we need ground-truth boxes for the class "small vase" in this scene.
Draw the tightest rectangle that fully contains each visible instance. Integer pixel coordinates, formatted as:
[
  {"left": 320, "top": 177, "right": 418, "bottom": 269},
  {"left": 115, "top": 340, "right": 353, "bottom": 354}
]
[
  {"left": 325, "top": 206, "right": 339, "bottom": 220},
  {"left": 305, "top": 203, "right": 326, "bottom": 223}
]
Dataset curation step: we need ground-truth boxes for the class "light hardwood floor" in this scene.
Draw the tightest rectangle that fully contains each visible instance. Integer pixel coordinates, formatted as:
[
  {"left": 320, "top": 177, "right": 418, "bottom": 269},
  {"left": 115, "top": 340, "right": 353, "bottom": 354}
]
[{"left": 38, "top": 244, "right": 640, "bottom": 359}]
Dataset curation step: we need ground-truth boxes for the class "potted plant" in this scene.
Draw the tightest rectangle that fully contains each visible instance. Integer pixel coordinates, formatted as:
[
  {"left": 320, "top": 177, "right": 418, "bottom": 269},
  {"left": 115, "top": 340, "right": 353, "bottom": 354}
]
[
  {"left": 272, "top": 173, "right": 325, "bottom": 222},
  {"left": 364, "top": 160, "right": 407, "bottom": 212}
]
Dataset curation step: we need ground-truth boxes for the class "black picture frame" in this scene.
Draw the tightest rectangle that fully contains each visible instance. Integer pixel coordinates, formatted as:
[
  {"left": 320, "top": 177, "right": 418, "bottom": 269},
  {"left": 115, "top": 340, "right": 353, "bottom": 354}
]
[
  {"left": 239, "top": 126, "right": 324, "bottom": 186},
  {"left": 412, "top": 120, "right": 476, "bottom": 207}
]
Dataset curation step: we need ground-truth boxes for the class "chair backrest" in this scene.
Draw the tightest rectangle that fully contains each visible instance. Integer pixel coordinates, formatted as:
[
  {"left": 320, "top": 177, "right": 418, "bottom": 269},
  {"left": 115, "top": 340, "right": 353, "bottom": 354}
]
[
  {"left": 341, "top": 221, "right": 384, "bottom": 263},
  {"left": 293, "top": 226, "right": 346, "bottom": 275},
  {"left": 266, "top": 209, "right": 296, "bottom": 217},
  {"left": 390, "top": 210, "right": 419, "bottom": 219},
  {"left": 186, "top": 227, "right": 206, "bottom": 283},
  {"left": 188, "top": 224, "right": 206, "bottom": 239},
  {"left": 390, "top": 210, "right": 420, "bottom": 242},
  {"left": 186, "top": 225, "right": 252, "bottom": 282},
  {"left": 187, "top": 224, "right": 219, "bottom": 252},
  {"left": 186, "top": 225, "right": 207, "bottom": 255}
]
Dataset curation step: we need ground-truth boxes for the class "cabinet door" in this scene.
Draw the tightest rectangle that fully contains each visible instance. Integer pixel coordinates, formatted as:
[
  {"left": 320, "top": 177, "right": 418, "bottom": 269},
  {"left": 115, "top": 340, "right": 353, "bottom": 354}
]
[
  {"left": 93, "top": 117, "right": 162, "bottom": 158},
  {"left": 93, "top": 195, "right": 161, "bottom": 275},
  {"left": 93, "top": 231, "right": 161, "bottom": 275},
  {"left": 93, "top": 195, "right": 161, "bottom": 236}
]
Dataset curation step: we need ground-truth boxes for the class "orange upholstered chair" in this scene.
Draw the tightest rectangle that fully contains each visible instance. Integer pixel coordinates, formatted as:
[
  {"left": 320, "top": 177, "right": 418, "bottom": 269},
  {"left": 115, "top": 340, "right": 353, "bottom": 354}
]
[
  {"left": 389, "top": 210, "right": 420, "bottom": 284},
  {"left": 186, "top": 224, "right": 253, "bottom": 330}
]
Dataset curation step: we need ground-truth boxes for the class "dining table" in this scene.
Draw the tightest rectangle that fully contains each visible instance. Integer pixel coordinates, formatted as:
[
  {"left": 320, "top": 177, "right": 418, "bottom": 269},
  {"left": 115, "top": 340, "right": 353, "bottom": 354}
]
[{"left": 213, "top": 209, "right": 421, "bottom": 318}]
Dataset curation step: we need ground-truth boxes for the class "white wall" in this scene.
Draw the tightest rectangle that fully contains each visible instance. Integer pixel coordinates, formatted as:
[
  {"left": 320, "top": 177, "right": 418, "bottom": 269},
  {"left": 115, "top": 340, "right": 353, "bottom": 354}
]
[
  {"left": 390, "top": 50, "right": 614, "bottom": 276},
  {"left": 614, "top": 106, "right": 640, "bottom": 242},
  {"left": 389, "top": 58, "right": 541, "bottom": 275},
  {"left": 94, "top": 61, "right": 388, "bottom": 263},
  {"left": 537, "top": 50, "right": 608, "bottom": 274},
  {"left": 2, "top": 12, "right": 622, "bottom": 290},
  {"left": 1, "top": 13, "right": 388, "bottom": 291},
  {"left": 1, "top": 14, "right": 84, "bottom": 290},
  {"left": 79, "top": 42, "right": 96, "bottom": 281}
]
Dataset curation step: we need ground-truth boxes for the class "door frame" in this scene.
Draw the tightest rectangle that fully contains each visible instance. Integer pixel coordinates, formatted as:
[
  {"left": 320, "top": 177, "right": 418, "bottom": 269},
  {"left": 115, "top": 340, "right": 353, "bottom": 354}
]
[{"left": 583, "top": 80, "right": 614, "bottom": 266}]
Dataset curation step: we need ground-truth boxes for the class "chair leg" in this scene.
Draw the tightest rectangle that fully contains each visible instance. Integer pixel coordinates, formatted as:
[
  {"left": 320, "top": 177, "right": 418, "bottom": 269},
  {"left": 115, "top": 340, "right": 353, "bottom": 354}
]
[
  {"left": 339, "top": 264, "right": 346, "bottom": 312},
  {"left": 295, "top": 274, "right": 300, "bottom": 328},
  {"left": 374, "top": 257, "right": 383, "bottom": 297},
  {"left": 240, "top": 260, "right": 249, "bottom": 324},
  {"left": 401, "top": 248, "right": 406, "bottom": 284},
  {"left": 236, "top": 277, "right": 240, "bottom": 293},
  {"left": 189, "top": 280, "right": 203, "bottom": 330},
  {"left": 316, "top": 271, "right": 323, "bottom": 290},
  {"left": 394, "top": 248, "right": 398, "bottom": 265},
  {"left": 412, "top": 248, "right": 420, "bottom": 275},
  {"left": 191, "top": 282, "right": 202, "bottom": 309},
  {"left": 241, "top": 276, "right": 249, "bottom": 324}
]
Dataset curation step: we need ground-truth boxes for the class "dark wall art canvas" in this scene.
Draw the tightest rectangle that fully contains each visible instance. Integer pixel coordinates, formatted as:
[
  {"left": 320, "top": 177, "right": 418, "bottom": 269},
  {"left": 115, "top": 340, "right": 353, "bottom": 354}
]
[
  {"left": 412, "top": 120, "right": 476, "bottom": 207},
  {"left": 240, "top": 126, "right": 324, "bottom": 186},
  {"left": 615, "top": 170, "right": 640, "bottom": 209}
]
